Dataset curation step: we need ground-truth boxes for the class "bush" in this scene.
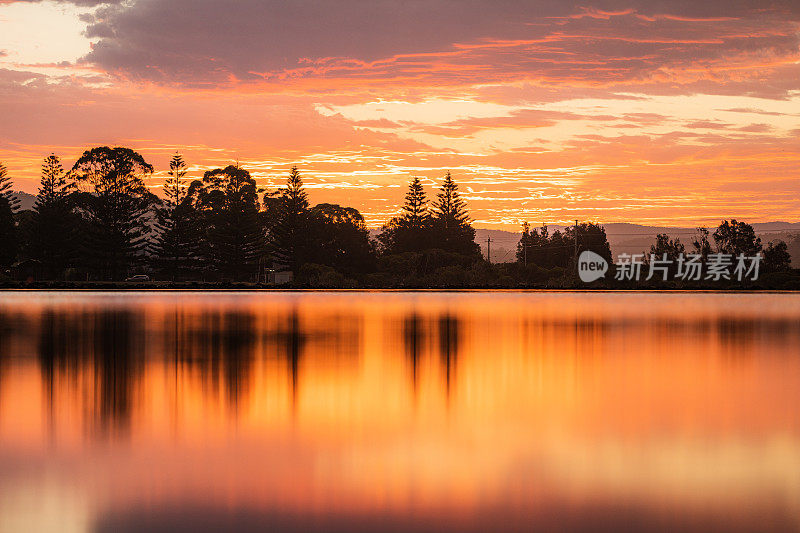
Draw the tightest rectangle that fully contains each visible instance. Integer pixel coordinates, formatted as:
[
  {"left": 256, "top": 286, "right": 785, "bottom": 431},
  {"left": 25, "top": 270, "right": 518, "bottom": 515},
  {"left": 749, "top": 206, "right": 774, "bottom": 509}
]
[
  {"left": 297, "top": 263, "right": 358, "bottom": 288},
  {"left": 363, "top": 272, "right": 400, "bottom": 288},
  {"left": 377, "top": 252, "right": 422, "bottom": 276},
  {"left": 429, "top": 265, "right": 469, "bottom": 288}
]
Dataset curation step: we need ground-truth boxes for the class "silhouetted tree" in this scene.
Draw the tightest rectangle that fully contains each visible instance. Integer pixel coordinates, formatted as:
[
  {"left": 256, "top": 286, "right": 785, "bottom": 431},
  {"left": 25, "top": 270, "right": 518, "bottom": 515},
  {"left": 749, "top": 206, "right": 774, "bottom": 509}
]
[
  {"left": 307, "top": 203, "right": 375, "bottom": 274},
  {"left": 430, "top": 172, "right": 479, "bottom": 257},
  {"left": 648, "top": 233, "right": 686, "bottom": 261},
  {"left": 516, "top": 222, "right": 610, "bottom": 268},
  {"left": 517, "top": 223, "right": 552, "bottom": 265},
  {"left": 0, "top": 162, "right": 20, "bottom": 213},
  {"left": 0, "top": 196, "right": 16, "bottom": 270},
  {"left": 269, "top": 166, "right": 310, "bottom": 273},
  {"left": 763, "top": 240, "right": 791, "bottom": 272},
  {"left": 36, "top": 155, "right": 73, "bottom": 207},
  {"left": 379, "top": 177, "right": 431, "bottom": 254},
  {"left": 192, "top": 164, "right": 264, "bottom": 280},
  {"left": 569, "top": 222, "right": 612, "bottom": 265},
  {"left": 692, "top": 227, "right": 713, "bottom": 261},
  {"left": 151, "top": 153, "right": 200, "bottom": 279},
  {"left": 713, "top": 219, "right": 762, "bottom": 256},
  {"left": 26, "top": 154, "right": 78, "bottom": 278},
  {"left": 546, "top": 228, "right": 571, "bottom": 267},
  {"left": 70, "top": 147, "right": 158, "bottom": 280},
  {"left": 517, "top": 222, "right": 532, "bottom": 264},
  {"left": 642, "top": 233, "right": 686, "bottom": 275}
]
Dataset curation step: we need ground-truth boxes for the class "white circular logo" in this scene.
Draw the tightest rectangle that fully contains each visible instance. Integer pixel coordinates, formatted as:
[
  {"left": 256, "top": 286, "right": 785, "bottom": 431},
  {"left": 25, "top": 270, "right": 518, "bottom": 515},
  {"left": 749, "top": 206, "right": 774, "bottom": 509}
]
[{"left": 578, "top": 250, "right": 608, "bottom": 282}]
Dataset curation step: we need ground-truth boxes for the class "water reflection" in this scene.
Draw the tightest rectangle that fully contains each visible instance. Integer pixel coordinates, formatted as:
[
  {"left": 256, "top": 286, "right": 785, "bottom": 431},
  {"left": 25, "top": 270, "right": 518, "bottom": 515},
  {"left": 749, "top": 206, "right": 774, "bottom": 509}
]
[
  {"left": 438, "top": 313, "right": 460, "bottom": 399},
  {"left": 399, "top": 312, "right": 463, "bottom": 401},
  {"left": 402, "top": 312, "right": 424, "bottom": 395},
  {"left": 0, "top": 292, "right": 799, "bottom": 532}
]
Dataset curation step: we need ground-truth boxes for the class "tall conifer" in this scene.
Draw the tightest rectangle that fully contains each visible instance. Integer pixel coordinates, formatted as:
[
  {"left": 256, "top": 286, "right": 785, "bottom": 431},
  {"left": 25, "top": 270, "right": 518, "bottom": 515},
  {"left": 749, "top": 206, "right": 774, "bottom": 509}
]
[
  {"left": 431, "top": 172, "right": 477, "bottom": 256},
  {"left": 0, "top": 161, "right": 20, "bottom": 212},
  {"left": 28, "top": 154, "right": 78, "bottom": 278},
  {"left": 269, "top": 166, "right": 310, "bottom": 273},
  {"left": 151, "top": 153, "right": 200, "bottom": 279}
]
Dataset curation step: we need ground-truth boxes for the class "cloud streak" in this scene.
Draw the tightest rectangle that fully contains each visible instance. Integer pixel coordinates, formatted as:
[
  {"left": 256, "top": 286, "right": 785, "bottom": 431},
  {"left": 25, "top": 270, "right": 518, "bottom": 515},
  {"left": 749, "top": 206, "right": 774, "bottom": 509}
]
[{"left": 64, "top": 1, "right": 798, "bottom": 94}]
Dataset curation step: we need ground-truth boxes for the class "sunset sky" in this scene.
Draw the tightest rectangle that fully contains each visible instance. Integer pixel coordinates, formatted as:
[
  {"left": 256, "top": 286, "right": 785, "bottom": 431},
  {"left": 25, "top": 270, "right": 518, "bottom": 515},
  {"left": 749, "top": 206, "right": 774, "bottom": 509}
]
[{"left": 1, "top": 0, "right": 799, "bottom": 229}]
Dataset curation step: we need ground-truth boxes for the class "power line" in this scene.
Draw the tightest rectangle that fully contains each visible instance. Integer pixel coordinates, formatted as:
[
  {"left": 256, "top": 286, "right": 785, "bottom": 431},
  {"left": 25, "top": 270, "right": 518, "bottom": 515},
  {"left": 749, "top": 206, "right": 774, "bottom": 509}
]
[
  {"left": 481, "top": 230, "right": 799, "bottom": 238},
  {"left": 604, "top": 231, "right": 705, "bottom": 236}
]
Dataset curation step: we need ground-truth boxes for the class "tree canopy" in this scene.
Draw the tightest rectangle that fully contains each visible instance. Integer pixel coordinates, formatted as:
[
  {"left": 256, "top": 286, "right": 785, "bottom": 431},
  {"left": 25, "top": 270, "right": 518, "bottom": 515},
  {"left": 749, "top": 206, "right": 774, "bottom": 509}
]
[
  {"left": 430, "top": 172, "right": 479, "bottom": 257},
  {"left": 25, "top": 155, "right": 79, "bottom": 278},
  {"left": 151, "top": 153, "right": 200, "bottom": 279},
  {"left": 379, "top": 177, "right": 432, "bottom": 254},
  {"left": 192, "top": 164, "right": 264, "bottom": 281},
  {"left": 70, "top": 146, "right": 157, "bottom": 280},
  {"left": 0, "top": 161, "right": 20, "bottom": 213}
]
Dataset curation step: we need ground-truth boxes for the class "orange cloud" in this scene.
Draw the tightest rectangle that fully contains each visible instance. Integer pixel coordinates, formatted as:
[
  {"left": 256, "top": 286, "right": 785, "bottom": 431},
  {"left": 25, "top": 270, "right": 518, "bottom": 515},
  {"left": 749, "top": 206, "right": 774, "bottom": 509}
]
[{"left": 1, "top": 0, "right": 800, "bottom": 228}]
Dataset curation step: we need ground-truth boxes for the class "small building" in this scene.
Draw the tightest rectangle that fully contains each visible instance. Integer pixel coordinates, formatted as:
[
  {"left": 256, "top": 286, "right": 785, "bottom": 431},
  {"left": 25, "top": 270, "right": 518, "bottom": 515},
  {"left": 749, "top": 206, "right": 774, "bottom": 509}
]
[{"left": 266, "top": 269, "right": 293, "bottom": 285}]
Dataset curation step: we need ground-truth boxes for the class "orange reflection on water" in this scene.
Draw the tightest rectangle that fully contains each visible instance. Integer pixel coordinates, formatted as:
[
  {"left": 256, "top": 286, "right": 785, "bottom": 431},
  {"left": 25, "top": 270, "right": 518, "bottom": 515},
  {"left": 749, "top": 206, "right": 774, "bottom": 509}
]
[{"left": 1, "top": 291, "right": 799, "bottom": 532}]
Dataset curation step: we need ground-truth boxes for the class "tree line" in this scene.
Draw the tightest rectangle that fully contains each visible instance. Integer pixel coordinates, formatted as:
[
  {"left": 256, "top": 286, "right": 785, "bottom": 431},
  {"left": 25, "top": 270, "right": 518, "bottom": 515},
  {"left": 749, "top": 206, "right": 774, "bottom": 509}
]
[
  {"left": 0, "top": 147, "right": 481, "bottom": 284},
  {"left": 0, "top": 146, "right": 793, "bottom": 287},
  {"left": 516, "top": 218, "right": 792, "bottom": 274},
  {"left": 645, "top": 221, "right": 791, "bottom": 273}
]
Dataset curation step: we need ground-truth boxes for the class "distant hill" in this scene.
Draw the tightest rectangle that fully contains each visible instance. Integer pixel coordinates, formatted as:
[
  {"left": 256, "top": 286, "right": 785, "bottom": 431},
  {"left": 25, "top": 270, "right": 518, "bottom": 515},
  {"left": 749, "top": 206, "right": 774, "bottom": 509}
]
[
  {"left": 474, "top": 228, "right": 523, "bottom": 263},
  {"left": 11, "top": 191, "right": 37, "bottom": 211}
]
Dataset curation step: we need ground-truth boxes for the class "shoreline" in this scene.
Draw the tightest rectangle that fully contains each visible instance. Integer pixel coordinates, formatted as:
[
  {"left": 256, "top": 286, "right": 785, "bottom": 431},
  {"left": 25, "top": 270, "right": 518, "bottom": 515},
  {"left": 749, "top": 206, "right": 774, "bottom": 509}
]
[{"left": 2, "top": 283, "right": 799, "bottom": 292}]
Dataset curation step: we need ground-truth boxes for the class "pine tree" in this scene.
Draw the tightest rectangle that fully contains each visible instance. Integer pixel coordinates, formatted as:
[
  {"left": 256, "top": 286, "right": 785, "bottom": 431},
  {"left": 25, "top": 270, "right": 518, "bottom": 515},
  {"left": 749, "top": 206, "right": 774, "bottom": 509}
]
[
  {"left": 431, "top": 172, "right": 478, "bottom": 256},
  {"left": 269, "top": 166, "right": 310, "bottom": 273},
  {"left": 378, "top": 177, "right": 432, "bottom": 254},
  {"left": 516, "top": 222, "right": 532, "bottom": 264},
  {"left": 35, "top": 155, "right": 73, "bottom": 209},
  {"left": 70, "top": 147, "right": 158, "bottom": 280},
  {"left": 164, "top": 153, "right": 189, "bottom": 207},
  {"left": 402, "top": 176, "right": 429, "bottom": 225},
  {"left": 432, "top": 172, "right": 467, "bottom": 226},
  {"left": 0, "top": 161, "right": 20, "bottom": 213},
  {"left": 27, "top": 154, "right": 78, "bottom": 278},
  {"left": 151, "top": 153, "right": 200, "bottom": 279},
  {"left": 0, "top": 196, "right": 16, "bottom": 270}
]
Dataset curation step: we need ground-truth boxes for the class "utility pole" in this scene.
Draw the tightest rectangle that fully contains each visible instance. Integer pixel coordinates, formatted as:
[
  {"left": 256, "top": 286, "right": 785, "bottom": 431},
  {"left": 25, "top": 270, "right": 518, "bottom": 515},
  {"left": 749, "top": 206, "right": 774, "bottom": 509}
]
[
  {"left": 572, "top": 219, "right": 580, "bottom": 278},
  {"left": 487, "top": 236, "right": 492, "bottom": 264},
  {"left": 574, "top": 220, "right": 579, "bottom": 259},
  {"left": 522, "top": 223, "right": 528, "bottom": 265}
]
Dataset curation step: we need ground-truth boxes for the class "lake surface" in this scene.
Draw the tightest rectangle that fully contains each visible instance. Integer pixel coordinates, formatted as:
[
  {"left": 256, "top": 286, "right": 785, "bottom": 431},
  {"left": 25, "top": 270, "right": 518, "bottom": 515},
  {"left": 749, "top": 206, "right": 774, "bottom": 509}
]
[{"left": 1, "top": 291, "right": 799, "bottom": 532}]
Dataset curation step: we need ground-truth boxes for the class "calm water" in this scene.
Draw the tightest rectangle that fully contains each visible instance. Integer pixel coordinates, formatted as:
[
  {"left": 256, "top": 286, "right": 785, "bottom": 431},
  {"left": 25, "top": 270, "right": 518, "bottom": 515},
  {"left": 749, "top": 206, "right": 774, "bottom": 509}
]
[{"left": 1, "top": 291, "right": 799, "bottom": 532}]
